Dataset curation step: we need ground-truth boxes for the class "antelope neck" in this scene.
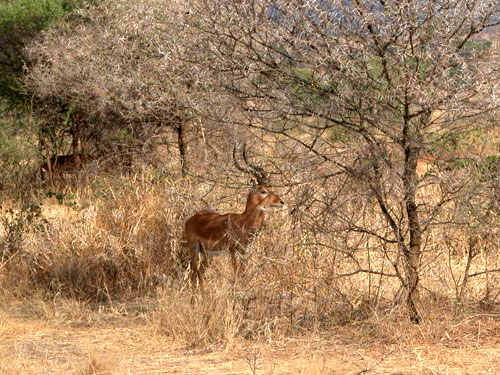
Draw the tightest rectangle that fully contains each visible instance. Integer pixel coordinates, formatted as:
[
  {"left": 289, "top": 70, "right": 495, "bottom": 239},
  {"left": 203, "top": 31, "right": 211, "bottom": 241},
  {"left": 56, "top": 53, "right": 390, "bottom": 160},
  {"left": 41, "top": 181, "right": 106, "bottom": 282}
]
[{"left": 235, "top": 203, "right": 265, "bottom": 230}]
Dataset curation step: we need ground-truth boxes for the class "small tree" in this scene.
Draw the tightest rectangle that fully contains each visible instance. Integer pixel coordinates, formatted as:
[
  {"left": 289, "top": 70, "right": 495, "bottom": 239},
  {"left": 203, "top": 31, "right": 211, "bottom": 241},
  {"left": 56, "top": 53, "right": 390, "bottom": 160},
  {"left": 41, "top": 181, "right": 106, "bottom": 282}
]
[
  {"left": 24, "top": 0, "right": 210, "bottom": 176},
  {"left": 190, "top": 0, "right": 500, "bottom": 322}
]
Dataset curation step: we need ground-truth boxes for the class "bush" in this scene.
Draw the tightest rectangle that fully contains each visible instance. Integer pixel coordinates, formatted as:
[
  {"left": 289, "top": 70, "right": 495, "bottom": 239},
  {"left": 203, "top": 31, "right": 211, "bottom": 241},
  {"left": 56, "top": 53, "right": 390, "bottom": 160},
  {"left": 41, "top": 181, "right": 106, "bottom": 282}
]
[
  {"left": 0, "top": 113, "right": 40, "bottom": 193},
  {"left": 0, "top": 0, "right": 100, "bottom": 192},
  {"left": 0, "top": 0, "right": 95, "bottom": 100}
]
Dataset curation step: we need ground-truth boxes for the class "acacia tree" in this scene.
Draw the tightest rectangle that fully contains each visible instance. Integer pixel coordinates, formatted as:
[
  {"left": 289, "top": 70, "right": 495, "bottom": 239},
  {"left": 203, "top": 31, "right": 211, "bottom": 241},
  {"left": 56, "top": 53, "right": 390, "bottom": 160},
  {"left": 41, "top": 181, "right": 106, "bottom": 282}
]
[
  {"left": 24, "top": 0, "right": 210, "bottom": 176},
  {"left": 189, "top": 0, "right": 500, "bottom": 322}
]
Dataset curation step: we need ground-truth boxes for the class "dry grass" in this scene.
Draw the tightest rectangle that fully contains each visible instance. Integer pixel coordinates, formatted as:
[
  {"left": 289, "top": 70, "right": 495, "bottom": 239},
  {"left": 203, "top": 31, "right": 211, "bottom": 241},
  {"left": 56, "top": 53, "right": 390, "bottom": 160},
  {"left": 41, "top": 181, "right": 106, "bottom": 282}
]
[
  {"left": 2, "top": 305, "right": 500, "bottom": 374},
  {"left": 1, "top": 174, "right": 188, "bottom": 301},
  {"left": 1, "top": 166, "right": 499, "bottom": 310},
  {"left": 1, "top": 156, "right": 500, "bottom": 373}
]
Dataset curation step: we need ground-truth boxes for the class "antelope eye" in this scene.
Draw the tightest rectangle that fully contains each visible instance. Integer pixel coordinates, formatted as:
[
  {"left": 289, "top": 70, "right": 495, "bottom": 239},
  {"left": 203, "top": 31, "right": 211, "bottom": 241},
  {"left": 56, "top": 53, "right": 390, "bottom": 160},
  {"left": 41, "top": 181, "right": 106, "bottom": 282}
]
[{"left": 259, "top": 189, "right": 268, "bottom": 195}]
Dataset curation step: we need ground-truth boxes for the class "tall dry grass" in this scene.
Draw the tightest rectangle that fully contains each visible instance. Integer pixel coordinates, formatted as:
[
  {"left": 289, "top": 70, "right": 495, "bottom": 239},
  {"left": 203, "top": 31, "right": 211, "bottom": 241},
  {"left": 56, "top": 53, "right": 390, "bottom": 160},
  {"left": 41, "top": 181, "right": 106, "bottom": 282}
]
[
  {"left": 0, "top": 173, "right": 187, "bottom": 301},
  {"left": 1, "top": 160, "right": 499, "bottom": 349}
]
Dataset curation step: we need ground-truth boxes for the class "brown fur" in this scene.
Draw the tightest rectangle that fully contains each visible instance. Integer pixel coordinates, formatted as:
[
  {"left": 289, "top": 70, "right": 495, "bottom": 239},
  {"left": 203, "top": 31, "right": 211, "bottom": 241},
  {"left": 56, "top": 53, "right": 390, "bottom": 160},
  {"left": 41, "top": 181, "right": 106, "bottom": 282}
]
[
  {"left": 40, "top": 153, "right": 90, "bottom": 181},
  {"left": 184, "top": 184, "right": 284, "bottom": 287},
  {"left": 416, "top": 154, "right": 437, "bottom": 178}
]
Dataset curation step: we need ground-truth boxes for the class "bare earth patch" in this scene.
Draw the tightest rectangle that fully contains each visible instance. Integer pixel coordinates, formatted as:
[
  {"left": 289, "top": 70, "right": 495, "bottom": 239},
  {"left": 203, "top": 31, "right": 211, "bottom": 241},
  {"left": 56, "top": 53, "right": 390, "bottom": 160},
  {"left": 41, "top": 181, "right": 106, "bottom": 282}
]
[{"left": 1, "top": 313, "right": 500, "bottom": 375}]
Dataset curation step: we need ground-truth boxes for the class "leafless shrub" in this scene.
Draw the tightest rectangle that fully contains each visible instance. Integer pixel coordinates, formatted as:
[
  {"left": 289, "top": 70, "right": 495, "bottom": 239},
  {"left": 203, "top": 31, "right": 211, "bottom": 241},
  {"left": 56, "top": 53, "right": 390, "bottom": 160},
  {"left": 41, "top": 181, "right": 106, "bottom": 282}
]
[{"left": 187, "top": 0, "right": 500, "bottom": 322}]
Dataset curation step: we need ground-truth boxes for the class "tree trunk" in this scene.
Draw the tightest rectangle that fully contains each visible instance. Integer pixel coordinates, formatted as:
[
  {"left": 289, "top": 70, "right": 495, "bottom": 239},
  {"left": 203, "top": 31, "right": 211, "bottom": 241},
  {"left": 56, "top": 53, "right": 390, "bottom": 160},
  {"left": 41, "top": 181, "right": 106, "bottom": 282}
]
[
  {"left": 70, "top": 122, "right": 82, "bottom": 166},
  {"left": 402, "top": 144, "right": 422, "bottom": 324},
  {"left": 176, "top": 122, "right": 188, "bottom": 177}
]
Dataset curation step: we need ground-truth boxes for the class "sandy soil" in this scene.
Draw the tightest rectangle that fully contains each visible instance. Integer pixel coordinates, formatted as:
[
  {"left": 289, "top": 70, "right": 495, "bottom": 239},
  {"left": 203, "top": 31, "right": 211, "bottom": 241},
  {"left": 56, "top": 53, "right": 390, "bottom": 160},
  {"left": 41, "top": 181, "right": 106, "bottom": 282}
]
[{"left": 1, "top": 314, "right": 500, "bottom": 375}]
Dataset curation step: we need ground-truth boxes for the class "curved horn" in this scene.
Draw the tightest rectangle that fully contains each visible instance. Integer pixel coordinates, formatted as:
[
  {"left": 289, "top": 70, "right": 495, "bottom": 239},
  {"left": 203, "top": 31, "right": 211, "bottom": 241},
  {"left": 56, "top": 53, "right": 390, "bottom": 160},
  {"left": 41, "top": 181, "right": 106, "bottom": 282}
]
[
  {"left": 233, "top": 143, "right": 269, "bottom": 185},
  {"left": 233, "top": 143, "right": 249, "bottom": 174}
]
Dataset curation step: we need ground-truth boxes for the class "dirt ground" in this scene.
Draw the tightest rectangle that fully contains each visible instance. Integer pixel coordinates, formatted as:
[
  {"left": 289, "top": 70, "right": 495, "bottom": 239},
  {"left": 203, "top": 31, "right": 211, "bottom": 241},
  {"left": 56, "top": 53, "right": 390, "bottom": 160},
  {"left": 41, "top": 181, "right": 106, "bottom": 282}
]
[{"left": 1, "top": 313, "right": 500, "bottom": 375}]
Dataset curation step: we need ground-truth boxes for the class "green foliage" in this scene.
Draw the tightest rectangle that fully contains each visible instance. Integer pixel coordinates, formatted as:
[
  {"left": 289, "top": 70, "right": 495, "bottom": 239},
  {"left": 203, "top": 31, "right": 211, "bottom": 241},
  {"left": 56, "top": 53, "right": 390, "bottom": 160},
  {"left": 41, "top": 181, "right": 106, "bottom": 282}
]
[
  {"left": 445, "top": 154, "right": 499, "bottom": 182},
  {"left": 0, "top": 113, "right": 39, "bottom": 193},
  {"left": 328, "top": 126, "right": 351, "bottom": 143},
  {"left": 0, "top": 0, "right": 98, "bottom": 104},
  {"left": 1, "top": 0, "right": 58, "bottom": 31},
  {"left": 0, "top": 76, "right": 25, "bottom": 106},
  {"left": 446, "top": 157, "right": 472, "bottom": 170},
  {"left": 464, "top": 39, "right": 493, "bottom": 52},
  {"left": 428, "top": 128, "right": 486, "bottom": 156},
  {"left": 46, "top": 191, "right": 77, "bottom": 207},
  {"left": 275, "top": 66, "right": 340, "bottom": 110},
  {"left": 478, "top": 154, "right": 500, "bottom": 181},
  {"left": 0, "top": 0, "right": 88, "bottom": 30}
]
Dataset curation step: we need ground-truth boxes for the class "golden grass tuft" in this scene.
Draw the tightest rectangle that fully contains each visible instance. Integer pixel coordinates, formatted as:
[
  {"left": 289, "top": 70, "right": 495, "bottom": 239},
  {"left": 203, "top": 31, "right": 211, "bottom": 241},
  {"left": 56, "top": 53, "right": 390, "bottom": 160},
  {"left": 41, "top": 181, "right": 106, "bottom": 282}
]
[
  {"left": 75, "top": 353, "right": 116, "bottom": 375},
  {"left": 154, "top": 285, "right": 244, "bottom": 350}
]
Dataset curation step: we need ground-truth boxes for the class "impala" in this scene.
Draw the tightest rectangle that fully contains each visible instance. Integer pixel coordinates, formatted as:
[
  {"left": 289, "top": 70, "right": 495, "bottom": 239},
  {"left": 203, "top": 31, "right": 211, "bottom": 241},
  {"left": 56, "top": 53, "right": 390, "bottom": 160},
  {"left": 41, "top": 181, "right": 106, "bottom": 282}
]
[
  {"left": 40, "top": 153, "right": 90, "bottom": 181},
  {"left": 184, "top": 145, "right": 285, "bottom": 288},
  {"left": 416, "top": 153, "right": 438, "bottom": 178}
]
